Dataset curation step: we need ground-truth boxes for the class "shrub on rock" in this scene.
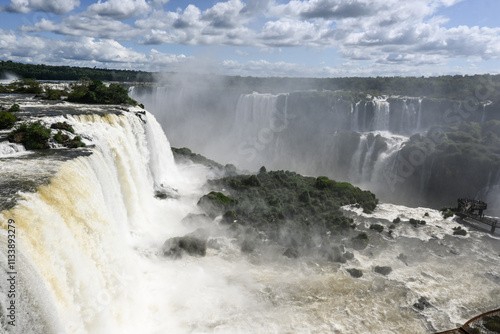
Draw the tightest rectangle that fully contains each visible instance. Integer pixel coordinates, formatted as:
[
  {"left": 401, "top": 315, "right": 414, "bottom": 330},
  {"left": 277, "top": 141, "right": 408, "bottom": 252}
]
[
  {"left": 0, "top": 111, "right": 16, "bottom": 129},
  {"left": 8, "top": 121, "right": 51, "bottom": 149}
]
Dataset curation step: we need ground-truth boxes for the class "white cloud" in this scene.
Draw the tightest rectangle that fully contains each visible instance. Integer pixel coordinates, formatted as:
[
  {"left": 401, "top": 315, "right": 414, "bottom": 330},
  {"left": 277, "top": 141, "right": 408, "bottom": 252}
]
[
  {"left": 3, "top": 0, "right": 500, "bottom": 76},
  {"left": 0, "top": 30, "right": 187, "bottom": 71},
  {"left": 87, "top": 0, "right": 151, "bottom": 20},
  {"left": 201, "top": 0, "right": 246, "bottom": 28},
  {"left": 21, "top": 16, "right": 139, "bottom": 40},
  {"left": 1, "top": 0, "right": 79, "bottom": 14}
]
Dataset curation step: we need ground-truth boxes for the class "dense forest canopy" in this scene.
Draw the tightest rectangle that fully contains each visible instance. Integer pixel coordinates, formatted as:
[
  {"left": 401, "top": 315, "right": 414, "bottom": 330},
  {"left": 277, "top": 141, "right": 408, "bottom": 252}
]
[
  {"left": 2, "top": 60, "right": 500, "bottom": 100},
  {"left": 0, "top": 60, "right": 155, "bottom": 82}
]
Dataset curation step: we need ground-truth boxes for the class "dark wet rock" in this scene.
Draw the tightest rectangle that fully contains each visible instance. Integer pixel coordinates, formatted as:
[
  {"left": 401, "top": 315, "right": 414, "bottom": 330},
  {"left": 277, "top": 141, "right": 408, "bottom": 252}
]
[
  {"left": 410, "top": 218, "right": 426, "bottom": 227},
  {"left": 343, "top": 251, "right": 354, "bottom": 261},
  {"left": 50, "top": 121, "right": 74, "bottom": 134},
  {"left": 351, "top": 232, "right": 369, "bottom": 250},
  {"left": 453, "top": 226, "right": 467, "bottom": 236},
  {"left": 240, "top": 239, "right": 256, "bottom": 253},
  {"left": 397, "top": 253, "right": 408, "bottom": 266},
  {"left": 197, "top": 191, "right": 238, "bottom": 218},
  {"left": 154, "top": 184, "right": 179, "bottom": 199},
  {"left": 413, "top": 296, "right": 432, "bottom": 311},
  {"left": 162, "top": 233, "right": 207, "bottom": 258},
  {"left": 283, "top": 247, "right": 300, "bottom": 258},
  {"left": 374, "top": 266, "right": 392, "bottom": 276},
  {"left": 207, "top": 237, "right": 227, "bottom": 250},
  {"left": 221, "top": 210, "right": 237, "bottom": 225},
  {"left": 370, "top": 223, "right": 384, "bottom": 233},
  {"left": 346, "top": 268, "right": 363, "bottom": 278}
]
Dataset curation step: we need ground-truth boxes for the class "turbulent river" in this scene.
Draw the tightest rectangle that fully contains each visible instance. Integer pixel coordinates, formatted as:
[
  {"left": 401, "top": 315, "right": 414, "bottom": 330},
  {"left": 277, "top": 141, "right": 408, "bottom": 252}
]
[{"left": 0, "top": 95, "right": 499, "bottom": 334}]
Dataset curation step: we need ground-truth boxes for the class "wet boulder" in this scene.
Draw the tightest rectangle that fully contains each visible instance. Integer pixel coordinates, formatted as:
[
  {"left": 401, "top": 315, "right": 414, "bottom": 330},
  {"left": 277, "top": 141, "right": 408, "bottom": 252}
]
[
  {"left": 351, "top": 232, "right": 369, "bottom": 250},
  {"left": 283, "top": 247, "right": 300, "bottom": 259},
  {"left": 346, "top": 268, "right": 363, "bottom": 278},
  {"left": 197, "top": 191, "right": 238, "bottom": 218},
  {"left": 162, "top": 232, "right": 207, "bottom": 258},
  {"left": 374, "top": 266, "right": 392, "bottom": 276},
  {"left": 413, "top": 296, "right": 432, "bottom": 311}
]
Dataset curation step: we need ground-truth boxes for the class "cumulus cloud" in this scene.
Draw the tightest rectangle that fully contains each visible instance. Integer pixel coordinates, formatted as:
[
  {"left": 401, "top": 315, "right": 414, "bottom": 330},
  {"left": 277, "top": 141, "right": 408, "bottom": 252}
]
[
  {"left": 3, "top": 0, "right": 500, "bottom": 76},
  {"left": 0, "top": 29, "right": 187, "bottom": 70},
  {"left": 21, "top": 16, "right": 140, "bottom": 40},
  {"left": 87, "top": 0, "right": 151, "bottom": 20},
  {"left": 1, "top": 0, "right": 79, "bottom": 14},
  {"left": 202, "top": 0, "right": 246, "bottom": 28}
]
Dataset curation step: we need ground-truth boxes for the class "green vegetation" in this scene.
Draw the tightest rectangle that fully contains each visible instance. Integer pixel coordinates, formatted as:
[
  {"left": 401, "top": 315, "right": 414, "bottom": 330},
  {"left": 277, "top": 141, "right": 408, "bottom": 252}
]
[
  {"left": 409, "top": 218, "right": 426, "bottom": 226},
  {"left": 440, "top": 207, "right": 456, "bottom": 218},
  {"left": 8, "top": 104, "right": 20, "bottom": 112},
  {"left": 3, "top": 78, "right": 43, "bottom": 94},
  {"left": 369, "top": 224, "right": 384, "bottom": 233},
  {"left": 8, "top": 121, "right": 51, "bottom": 149},
  {"left": 197, "top": 191, "right": 238, "bottom": 218},
  {"left": 0, "top": 77, "right": 136, "bottom": 105},
  {"left": 351, "top": 232, "right": 369, "bottom": 250},
  {"left": 51, "top": 121, "right": 74, "bottom": 134},
  {"left": 4, "top": 60, "right": 500, "bottom": 100},
  {"left": 453, "top": 226, "right": 467, "bottom": 236},
  {"left": 398, "top": 120, "right": 500, "bottom": 207},
  {"left": 484, "top": 315, "right": 500, "bottom": 333},
  {"left": 0, "top": 60, "right": 153, "bottom": 82},
  {"left": 66, "top": 79, "right": 137, "bottom": 105},
  {"left": 172, "top": 147, "right": 225, "bottom": 170},
  {"left": 53, "top": 131, "right": 86, "bottom": 148},
  {"left": 0, "top": 111, "right": 16, "bottom": 129},
  {"left": 44, "top": 88, "right": 67, "bottom": 100},
  {"left": 197, "top": 170, "right": 378, "bottom": 253}
]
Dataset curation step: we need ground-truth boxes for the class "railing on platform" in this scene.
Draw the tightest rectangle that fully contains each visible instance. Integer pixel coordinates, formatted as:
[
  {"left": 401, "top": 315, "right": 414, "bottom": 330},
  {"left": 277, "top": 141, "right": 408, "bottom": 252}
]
[
  {"left": 436, "top": 308, "right": 500, "bottom": 334},
  {"left": 457, "top": 198, "right": 498, "bottom": 234}
]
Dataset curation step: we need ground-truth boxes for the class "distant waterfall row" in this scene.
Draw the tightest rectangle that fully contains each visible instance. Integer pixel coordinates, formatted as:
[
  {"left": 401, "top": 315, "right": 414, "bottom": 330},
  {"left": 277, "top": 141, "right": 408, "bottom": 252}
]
[{"left": 129, "top": 86, "right": 500, "bottom": 211}]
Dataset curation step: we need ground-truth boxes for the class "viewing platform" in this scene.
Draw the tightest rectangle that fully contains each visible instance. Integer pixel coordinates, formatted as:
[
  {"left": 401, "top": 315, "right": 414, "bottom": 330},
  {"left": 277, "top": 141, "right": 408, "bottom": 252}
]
[
  {"left": 436, "top": 308, "right": 500, "bottom": 333},
  {"left": 456, "top": 198, "right": 498, "bottom": 234}
]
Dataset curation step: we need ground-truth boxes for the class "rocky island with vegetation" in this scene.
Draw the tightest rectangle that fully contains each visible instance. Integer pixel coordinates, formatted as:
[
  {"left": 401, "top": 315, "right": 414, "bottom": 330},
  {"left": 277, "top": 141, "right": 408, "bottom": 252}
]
[
  {"left": 1, "top": 78, "right": 141, "bottom": 151},
  {"left": 165, "top": 147, "right": 383, "bottom": 263}
]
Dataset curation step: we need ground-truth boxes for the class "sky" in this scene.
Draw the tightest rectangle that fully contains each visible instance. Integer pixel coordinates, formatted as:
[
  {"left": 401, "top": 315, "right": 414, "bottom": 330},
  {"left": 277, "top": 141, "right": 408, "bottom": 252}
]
[{"left": 1, "top": 0, "right": 500, "bottom": 77}]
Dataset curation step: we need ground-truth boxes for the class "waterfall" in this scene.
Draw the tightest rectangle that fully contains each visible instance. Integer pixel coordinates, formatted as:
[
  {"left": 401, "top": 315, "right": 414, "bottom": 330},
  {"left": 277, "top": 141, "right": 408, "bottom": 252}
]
[
  {"left": 348, "top": 134, "right": 368, "bottom": 183},
  {"left": 351, "top": 101, "right": 360, "bottom": 131},
  {"left": 0, "top": 111, "right": 183, "bottom": 333},
  {"left": 231, "top": 92, "right": 290, "bottom": 169},
  {"left": 0, "top": 142, "right": 28, "bottom": 158},
  {"left": 373, "top": 98, "right": 390, "bottom": 131},
  {"left": 416, "top": 98, "right": 422, "bottom": 130},
  {"left": 479, "top": 169, "right": 500, "bottom": 217}
]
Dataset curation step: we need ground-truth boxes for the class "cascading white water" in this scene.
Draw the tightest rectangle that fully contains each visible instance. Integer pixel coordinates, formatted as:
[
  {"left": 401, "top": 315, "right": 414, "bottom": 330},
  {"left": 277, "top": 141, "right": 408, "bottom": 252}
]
[
  {"left": 0, "top": 110, "right": 193, "bottom": 333},
  {"left": 1, "top": 100, "right": 499, "bottom": 334},
  {"left": 0, "top": 142, "right": 28, "bottom": 158},
  {"left": 351, "top": 101, "right": 360, "bottom": 132},
  {"left": 373, "top": 98, "right": 390, "bottom": 131}
]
